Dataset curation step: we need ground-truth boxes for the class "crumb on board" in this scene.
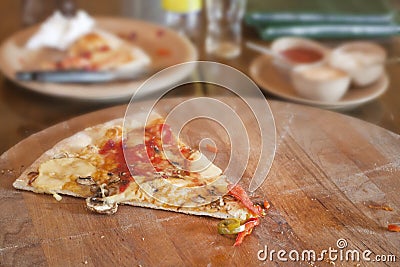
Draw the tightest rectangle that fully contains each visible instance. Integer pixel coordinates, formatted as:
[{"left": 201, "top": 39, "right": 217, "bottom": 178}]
[
  {"left": 365, "top": 202, "right": 393, "bottom": 211},
  {"left": 101, "top": 235, "right": 105, "bottom": 239},
  {"left": 53, "top": 193, "right": 62, "bottom": 201},
  {"left": 388, "top": 223, "right": 400, "bottom": 232}
]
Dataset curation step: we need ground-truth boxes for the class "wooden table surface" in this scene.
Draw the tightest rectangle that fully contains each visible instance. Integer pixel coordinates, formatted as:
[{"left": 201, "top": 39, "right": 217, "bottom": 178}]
[
  {"left": 0, "top": 0, "right": 400, "bottom": 154},
  {"left": 1, "top": 99, "right": 399, "bottom": 266},
  {"left": 0, "top": 1, "right": 400, "bottom": 266}
]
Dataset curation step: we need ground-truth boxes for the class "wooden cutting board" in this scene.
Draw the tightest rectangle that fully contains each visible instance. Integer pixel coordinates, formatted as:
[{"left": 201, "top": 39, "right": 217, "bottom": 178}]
[{"left": 1, "top": 99, "right": 399, "bottom": 266}]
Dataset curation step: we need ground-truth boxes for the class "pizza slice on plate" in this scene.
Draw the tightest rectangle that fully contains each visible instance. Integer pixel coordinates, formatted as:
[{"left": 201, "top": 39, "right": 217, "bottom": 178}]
[
  {"left": 41, "top": 30, "right": 151, "bottom": 72},
  {"left": 13, "top": 113, "right": 268, "bottom": 246}
]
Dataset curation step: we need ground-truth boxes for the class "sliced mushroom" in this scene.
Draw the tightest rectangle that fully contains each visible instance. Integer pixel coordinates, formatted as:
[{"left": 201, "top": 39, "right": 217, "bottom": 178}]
[
  {"left": 90, "top": 184, "right": 99, "bottom": 194},
  {"left": 53, "top": 152, "right": 71, "bottom": 159},
  {"left": 76, "top": 176, "right": 96, "bottom": 186},
  {"left": 27, "top": 171, "right": 39, "bottom": 185},
  {"left": 223, "top": 195, "right": 236, "bottom": 202},
  {"left": 207, "top": 186, "right": 219, "bottom": 196},
  {"left": 84, "top": 145, "right": 98, "bottom": 153},
  {"left": 108, "top": 175, "right": 120, "bottom": 185},
  {"left": 191, "top": 194, "right": 206, "bottom": 204},
  {"left": 85, "top": 197, "right": 118, "bottom": 215},
  {"left": 209, "top": 199, "right": 219, "bottom": 208},
  {"left": 90, "top": 183, "right": 111, "bottom": 198},
  {"left": 99, "top": 183, "right": 109, "bottom": 198},
  {"left": 154, "top": 172, "right": 167, "bottom": 179}
]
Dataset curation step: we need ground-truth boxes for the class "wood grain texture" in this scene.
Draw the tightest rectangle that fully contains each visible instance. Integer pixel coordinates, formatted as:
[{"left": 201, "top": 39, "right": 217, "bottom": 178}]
[{"left": 1, "top": 99, "right": 399, "bottom": 266}]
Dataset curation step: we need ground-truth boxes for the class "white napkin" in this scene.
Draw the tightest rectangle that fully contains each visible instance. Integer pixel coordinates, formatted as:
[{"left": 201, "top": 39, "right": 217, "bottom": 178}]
[{"left": 26, "top": 10, "right": 95, "bottom": 51}]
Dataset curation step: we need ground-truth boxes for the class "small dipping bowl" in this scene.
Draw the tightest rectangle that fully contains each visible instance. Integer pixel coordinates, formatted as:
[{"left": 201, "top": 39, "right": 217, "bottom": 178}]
[
  {"left": 291, "top": 64, "right": 351, "bottom": 102},
  {"left": 329, "top": 41, "right": 386, "bottom": 87},
  {"left": 270, "top": 37, "right": 331, "bottom": 70}
]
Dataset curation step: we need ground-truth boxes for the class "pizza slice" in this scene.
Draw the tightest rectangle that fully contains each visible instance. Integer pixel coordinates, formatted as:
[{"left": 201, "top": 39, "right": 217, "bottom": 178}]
[
  {"left": 40, "top": 30, "right": 151, "bottom": 73},
  {"left": 13, "top": 114, "right": 268, "bottom": 246}
]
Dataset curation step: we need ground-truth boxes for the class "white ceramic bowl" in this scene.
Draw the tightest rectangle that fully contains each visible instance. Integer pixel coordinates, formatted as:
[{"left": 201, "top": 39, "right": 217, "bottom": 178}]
[
  {"left": 291, "top": 64, "right": 351, "bottom": 102},
  {"left": 270, "top": 37, "right": 331, "bottom": 70},
  {"left": 329, "top": 41, "right": 386, "bottom": 87}
]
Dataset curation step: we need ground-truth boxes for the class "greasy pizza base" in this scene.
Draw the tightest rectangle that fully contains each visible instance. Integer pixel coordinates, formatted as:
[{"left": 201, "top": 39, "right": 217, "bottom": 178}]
[{"left": 13, "top": 117, "right": 252, "bottom": 221}]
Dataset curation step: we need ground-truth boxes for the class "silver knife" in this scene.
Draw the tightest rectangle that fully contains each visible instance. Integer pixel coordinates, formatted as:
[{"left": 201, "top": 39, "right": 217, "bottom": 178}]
[{"left": 16, "top": 69, "right": 151, "bottom": 83}]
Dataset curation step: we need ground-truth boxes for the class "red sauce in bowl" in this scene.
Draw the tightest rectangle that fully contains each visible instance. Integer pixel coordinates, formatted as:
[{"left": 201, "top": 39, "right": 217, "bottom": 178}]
[{"left": 281, "top": 47, "right": 323, "bottom": 63}]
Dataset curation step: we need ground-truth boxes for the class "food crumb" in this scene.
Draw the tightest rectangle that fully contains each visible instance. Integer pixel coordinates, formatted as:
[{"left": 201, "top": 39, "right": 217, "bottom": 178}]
[
  {"left": 323, "top": 258, "right": 333, "bottom": 265},
  {"left": 263, "top": 200, "right": 270, "bottom": 209},
  {"left": 53, "top": 193, "right": 62, "bottom": 201},
  {"left": 366, "top": 202, "right": 393, "bottom": 211},
  {"left": 388, "top": 223, "right": 400, "bottom": 232},
  {"left": 101, "top": 235, "right": 105, "bottom": 239},
  {"left": 142, "top": 237, "right": 145, "bottom": 241},
  {"left": 83, "top": 260, "right": 88, "bottom": 265}
]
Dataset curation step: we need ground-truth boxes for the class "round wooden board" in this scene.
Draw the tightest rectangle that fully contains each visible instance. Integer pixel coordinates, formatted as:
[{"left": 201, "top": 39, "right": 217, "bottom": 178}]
[{"left": 1, "top": 99, "right": 399, "bottom": 266}]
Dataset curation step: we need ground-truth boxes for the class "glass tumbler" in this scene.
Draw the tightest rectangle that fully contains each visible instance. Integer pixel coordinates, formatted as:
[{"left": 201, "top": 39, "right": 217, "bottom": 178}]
[{"left": 205, "top": 0, "right": 247, "bottom": 59}]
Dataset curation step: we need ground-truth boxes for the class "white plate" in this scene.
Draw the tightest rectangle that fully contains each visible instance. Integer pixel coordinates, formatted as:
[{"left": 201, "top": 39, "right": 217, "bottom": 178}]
[
  {"left": 249, "top": 55, "right": 389, "bottom": 111},
  {"left": 0, "top": 17, "right": 198, "bottom": 101}
]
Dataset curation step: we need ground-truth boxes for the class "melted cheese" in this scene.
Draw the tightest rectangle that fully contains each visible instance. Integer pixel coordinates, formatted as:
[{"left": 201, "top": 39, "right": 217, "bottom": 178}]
[
  {"left": 32, "top": 158, "right": 96, "bottom": 193},
  {"left": 189, "top": 151, "right": 222, "bottom": 178},
  {"left": 226, "top": 201, "right": 250, "bottom": 221},
  {"left": 103, "top": 182, "right": 146, "bottom": 204}
]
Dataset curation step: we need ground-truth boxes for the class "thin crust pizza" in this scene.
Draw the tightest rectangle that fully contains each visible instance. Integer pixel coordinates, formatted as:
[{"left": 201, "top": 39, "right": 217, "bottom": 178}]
[
  {"left": 39, "top": 30, "right": 151, "bottom": 72},
  {"left": 13, "top": 114, "right": 267, "bottom": 246}
]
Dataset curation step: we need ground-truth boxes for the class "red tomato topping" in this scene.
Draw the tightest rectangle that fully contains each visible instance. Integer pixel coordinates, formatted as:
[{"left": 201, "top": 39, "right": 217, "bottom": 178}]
[
  {"left": 99, "top": 122, "right": 190, "bottom": 192},
  {"left": 180, "top": 146, "right": 192, "bottom": 159},
  {"left": 99, "top": 45, "right": 110, "bottom": 52},
  {"left": 99, "top": 139, "right": 116, "bottom": 154},
  {"left": 100, "top": 140, "right": 133, "bottom": 193},
  {"left": 156, "top": 48, "right": 171, "bottom": 57},
  {"left": 228, "top": 184, "right": 262, "bottom": 216},
  {"left": 118, "top": 180, "right": 130, "bottom": 193},
  {"left": 125, "top": 144, "right": 149, "bottom": 163},
  {"left": 124, "top": 123, "right": 181, "bottom": 175},
  {"left": 233, "top": 217, "right": 260, "bottom": 246},
  {"left": 55, "top": 61, "right": 64, "bottom": 70},
  {"left": 80, "top": 51, "right": 92, "bottom": 59},
  {"left": 160, "top": 124, "right": 173, "bottom": 145}
]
